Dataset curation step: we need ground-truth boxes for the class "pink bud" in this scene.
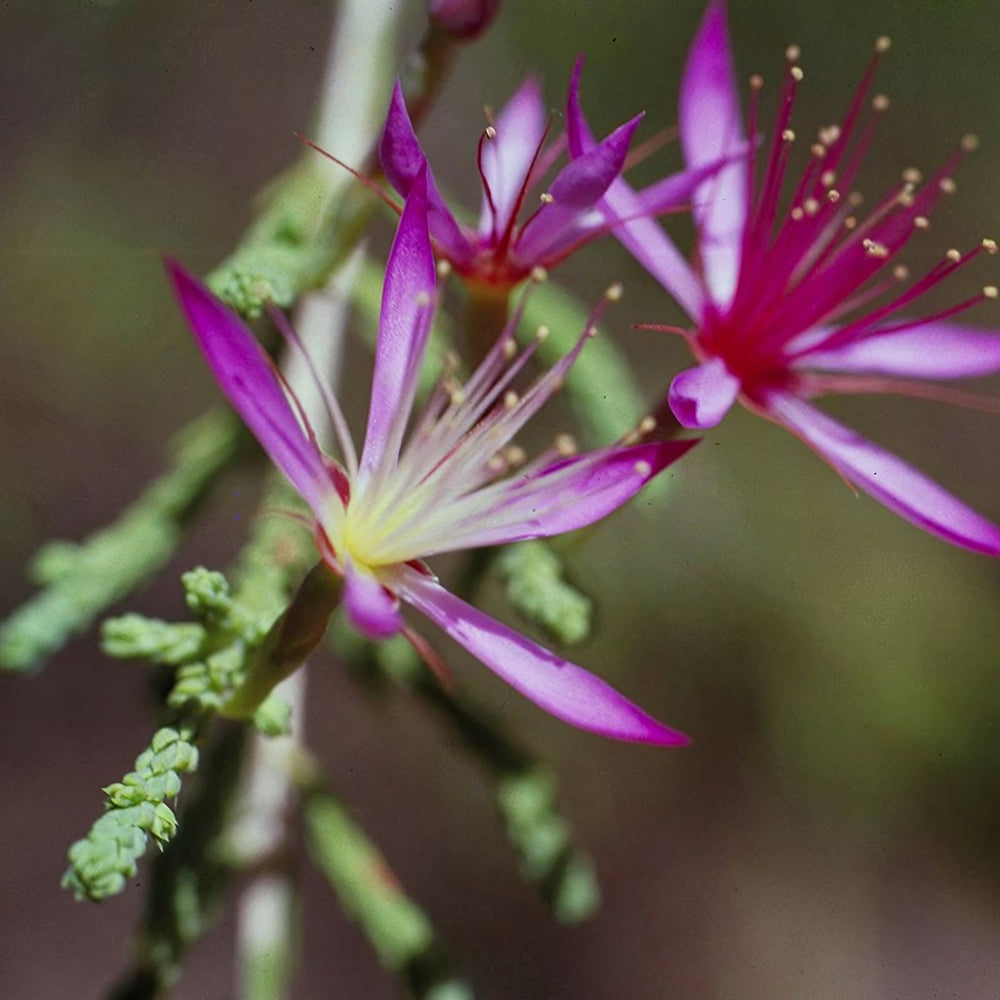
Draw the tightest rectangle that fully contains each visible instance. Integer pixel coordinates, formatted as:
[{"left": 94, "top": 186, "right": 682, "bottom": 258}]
[{"left": 428, "top": 0, "right": 501, "bottom": 39}]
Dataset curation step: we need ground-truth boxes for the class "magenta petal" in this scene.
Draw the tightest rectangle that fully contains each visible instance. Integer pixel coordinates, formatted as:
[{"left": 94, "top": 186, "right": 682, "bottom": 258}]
[
  {"left": 478, "top": 75, "right": 547, "bottom": 236},
  {"left": 165, "top": 260, "right": 333, "bottom": 518},
  {"left": 679, "top": 0, "right": 747, "bottom": 308},
  {"left": 393, "top": 568, "right": 689, "bottom": 745},
  {"left": 442, "top": 440, "right": 699, "bottom": 549},
  {"left": 547, "top": 113, "right": 643, "bottom": 208},
  {"left": 668, "top": 359, "right": 740, "bottom": 428},
  {"left": 767, "top": 391, "right": 1000, "bottom": 556},
  {"left": 803, "top": 322, "right": 1000, "bottom": 379},
  {"left": 379, "top": 82, "right": 469, "bottom": 262},
  {"left": 565, "top": 59, "right": 705, "bottom": 320},
  {"left": 359, "top": 171, "right": 437, "bottom": 482},
  {"left": 344, "top": 563, "right": 403, "bottom": 639}
]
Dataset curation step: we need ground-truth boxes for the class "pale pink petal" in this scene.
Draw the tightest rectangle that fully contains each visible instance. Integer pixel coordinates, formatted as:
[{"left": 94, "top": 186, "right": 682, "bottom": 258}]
[
  {"left": 343, "top": 562, "right": 403, "bottom": 639},
  {"left": 378, "top": 81, "right": 471, "bottom": 263},
  {"left": 478, "top": 75, "right": 548, "bottom": 237},
  {"left": 359, "top": 171, "right": 437, "bottom": 483},
  {"left": 668, "top": 359, "right": 741, "bottom": 428},
  {"left": 565, "top": 59, "right": 705, "bottom": 320},
  {"left": 767, "top": 391, "right": 1000, "bottom": 555},
  {"left": 679, "top": 0, "right": 747, "bottom": 308},
  {"left": 392, "top": 567, "right": 689, "bottom": 745},
  {"left": 801, "top": 322, "right": 1000, "bottom": 379},
  {"left": 429, "top": 440, "right": 699, "bottom": 550},
  {"left": 166, "top": 260, "right": 334, "bottom": 518}
]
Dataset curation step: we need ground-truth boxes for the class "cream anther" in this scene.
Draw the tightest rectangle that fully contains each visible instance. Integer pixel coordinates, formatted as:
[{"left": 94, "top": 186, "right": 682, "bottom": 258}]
[
  {"left": 790, "top": 66, "right": 804, "bottom": 82},
  {"left": 983, "top": 238, "right": 999, "bottom": 255},
  {"left": 913, "top": 215, "right": 930, "bottom": 230},
  {"left": 893, "top": 264, "right": 910, "bottom": 280},
  {"left": 785, "top": 44, "right": 801, "bottom": 62},
  {"left": 863, "top": 239, "right": 889, "bottom": 258},
  {"left": 535, "top": 324, "right": 550, "bottom": 341},
  {"left": 530, "top": 265, "right": 548, "bottom": 283},
  {"left": 634, "top": 460, "right": 653, "bottom": 477},
  {"left": 539, "top": 192, "right": 554, "bottom": 204},
  {"left": 945, "top": 249, "right": 962, "bottom": 263},
  {"left": 749, "top": 73, "right": 764, "bottom": 90},
  {"left": 415, "top": 291, "right": 431, "bottom": 306},
  {"left": 821, "top": 169, "right": 837, "bottom": 187},
  {"left": 436, "top": 259, "right": 452, "bottom": 278},
  {"left": 875, "top": 35, "right": 891, "bottom": 53},
  {"left": 782, "top": 128, "right": 796, "bottom": 142},
  {"left": 555, "top": 434, "right": 577, "bottom": 456},
  {"left": 605, "top": 281, "right": 624, "bottom": 302},
  {"left": 503, "top": 390, "right": 519, "bottom": 409},
  {"left": 501, "top": 338, "right": 518, "bottom": 359},
  {"left": 939, "top": 177, "right": 957, "bottom": 195},
  {"left": 484, "top": 125, "right": 497, "bottom": 140},
  {"left": 984, "top": 285, "right": 999, "bottom": 299},
  {"left": 872, "top": 94, "right": 890, "bottom": 112},
  {"left": 961, "top": 133, "right": 979, "bottom": 152}
]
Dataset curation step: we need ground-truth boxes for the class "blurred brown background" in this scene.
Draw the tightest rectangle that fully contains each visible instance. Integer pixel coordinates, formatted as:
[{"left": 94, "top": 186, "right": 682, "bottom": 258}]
[{"left": 3, "top": 0, "right": 1000, "bottom": 997}]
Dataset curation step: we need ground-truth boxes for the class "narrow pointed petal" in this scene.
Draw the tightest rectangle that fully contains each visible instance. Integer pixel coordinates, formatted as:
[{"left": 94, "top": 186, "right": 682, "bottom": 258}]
[
  {"left": 767, "top": 391, "right": 1000, "bottom": 555},
  {"left": 668, "top": 359, "right": 741, "bottom": 428},
  {"left": 547, "top": 113, "right": 643, "bottom": 208},
  {"left": 565, "top": 59, "right": 705, "bottom": 320},
  {"left": 393, "top": 567, "right": 689, "bottom": 745},
  {"left": 344, "top": 562, "right": 403, "bottom": 639},
  {"left": 379, "top": 81, "right": 470, "bottom": 262},
  {"left": 428, "top": 440, "right": 699, "bottom": 551},
  {"left": 679, "top": 0, "right": 747, "bottom": 308},
  {"left": 166, "top": 260, "right": 334, "bottom": 517},
  {"left": 359, "top": 172, "right": 437, "bottom": 482},
  {"left": 802, "top": 322, "right": 1000, "bottom": 379},
  {"left": 478, "top": 75, "right": 548, "bottom": 236}
]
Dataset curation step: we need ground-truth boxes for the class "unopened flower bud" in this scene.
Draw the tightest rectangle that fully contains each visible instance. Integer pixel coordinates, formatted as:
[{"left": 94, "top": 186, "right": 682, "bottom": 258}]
[{"left": 428, "top": 0, "right": 501, "bottom": 39}]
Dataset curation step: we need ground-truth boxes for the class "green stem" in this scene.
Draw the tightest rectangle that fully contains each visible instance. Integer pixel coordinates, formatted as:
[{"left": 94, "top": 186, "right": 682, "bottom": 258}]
[
  {"left": 0, "top": 409, "right": 244, "bottom": 673},
  {"left": 221, "top": 561, "right": 341, "bottom": 721},
  {"left": 463, "top": 283, "right": 510, "bottom": 365},
  {"left": 299, "top": 759, "right": 474, "bottom": 1000}
]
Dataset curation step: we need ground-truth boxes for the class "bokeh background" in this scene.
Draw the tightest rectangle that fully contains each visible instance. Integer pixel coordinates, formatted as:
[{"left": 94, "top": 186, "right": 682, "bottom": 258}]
[{"left": 3, "top": 0, "right": 1000, "bottom": 997}]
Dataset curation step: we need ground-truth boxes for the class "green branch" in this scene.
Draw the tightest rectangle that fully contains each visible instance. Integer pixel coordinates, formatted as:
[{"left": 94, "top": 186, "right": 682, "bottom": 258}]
[
  {"left": 1, "top": 409, "right": 243, "bottom": 673},
  {"left": 300, "top": 762, "right": 473, "bottom": 1000},
  {"left": 355, "top": 634, "right": 601, "bottom": 925}
]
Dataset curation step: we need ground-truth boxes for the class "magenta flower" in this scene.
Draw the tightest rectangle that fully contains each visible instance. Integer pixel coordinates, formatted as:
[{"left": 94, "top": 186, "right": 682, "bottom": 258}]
[
  {"left": 167, "top": 172, "right": 695, "bottom": 744},
  {"left": 571, "top": 0, "right": 1000, "bottom": 555},
  {"left": 379, "top": 70, "right": 723, "bottom": 291}
]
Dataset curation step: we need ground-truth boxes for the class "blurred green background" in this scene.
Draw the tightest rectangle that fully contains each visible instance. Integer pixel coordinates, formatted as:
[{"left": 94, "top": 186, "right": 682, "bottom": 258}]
[{"left": 3, "top": 0, "right": 1000, "bottom": 997}]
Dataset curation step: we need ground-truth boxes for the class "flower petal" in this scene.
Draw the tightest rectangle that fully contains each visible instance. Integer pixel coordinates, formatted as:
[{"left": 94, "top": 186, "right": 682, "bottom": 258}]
[
  {"left": 668, "top": 359, "right": 741, "bottom": 428},
  {"left": 767, "top": 391, "right": 1000, "bottom": 556},
  {"left": 478, "top": 75, "right": 548, "bottom": 237},
  {"left": 392, "top": 566, "right": 689, "bottom": 745},
  {"left": 802, "top": 322, "right": 1000, "bottom": 379},
  {"left": 165, "top": 260, "right": 334, "bottom": 518},
  {"left": 417, "top": 440, "right": 699, "bottom": 552},
  {"left": 547, "top": 113, "right": 643, "bottom": 209},
  {"left": 358, "top": 170, "right": 437, "bottom": 486},
  {"left": 679, "top": 0, "right": 747, "bottom": 308},
  {"left": 565, "top": 58, "right": 705, "bottom": 320},
  {"left": 344, "top": 562, "right": 403, "bottom": 639},
  {"left": 378, "top": 81, "right": 470, "bottom": 262}
]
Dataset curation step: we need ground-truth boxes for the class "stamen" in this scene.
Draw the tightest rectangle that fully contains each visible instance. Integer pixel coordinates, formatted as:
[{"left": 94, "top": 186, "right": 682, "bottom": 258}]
[
  {"left": 634, "top": 460, "right": 653, "bottom": 477},
  {"left": 984, "top": 286, "right": 999, "bottom": 299},
  {"left": 982, "top": 238, "right": 998, "bottom": 254},
  {"left": 913, "top": 216, "right": 930, "bottom": 230},
  {"left": 503, "top": 390, "right": 519, "bottom": 409},
  {"left": 605, "top": 281, "right": 624, "bottom": 302},
  {"left": 939, "top": 177, "right": 957, "bottom": 194},
  {"left": 874, "top": 35, "right": 891, "bottom": 54},
  {"left": 530, "top": 265, "right": 548, "bottom": 283},
  {"left": 901, "top": 167, "right": 923, "bottom": 184},
  {"left": 818, "top": 125, "right": 841, "bottom": 146},
  {"left": 539, "top": 192, "right": 554, "bottom": 204},
  {"left": 555, "top": 434, "right": 577, "bottom": 456},
  {"left": 535, "top": 324, "right": 550, "bottom": 341},
  {"left": 961, "top": 133, "right": 979, "bottom": 152},
  {"left": 821, "top": 169, "right": 837, "bottom": 187},
  {"left": 638, "top": 415, "right": 657, "bottom": 435},
  {"left": 749, "top": 73, "right": 764, "bottom": 90},
  {"left": 785, "top": 44, "right": 801, "bottom": 63},
  {"left": 484, "top": 125, "right": 497, "bottom": 140},
  {"left": 863, "top": 239, "right": 889, "bottom": 258},
  {"left": 436, "top": 259, "right": 452, "bottom": 278},
  {"left": 782, "top": 128, "right": 796, "bottom": 142},
  {"left": 504, "top": 445, "right": 527, "bottom": 466},
  {"left": 790, "top": 66, "right": 804, "bottom": 82},
  {"left": 946, "top": 248, "right": 962, "bottom": 262},
  {"left": 893, "top": 264, "right": 910, "bottom": 280},
  {"left": 502, "top": 338, "right": 518, "bottom": 359},
  {"left": 872, "top": 94, "right": 890, "bottom": 112}
]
